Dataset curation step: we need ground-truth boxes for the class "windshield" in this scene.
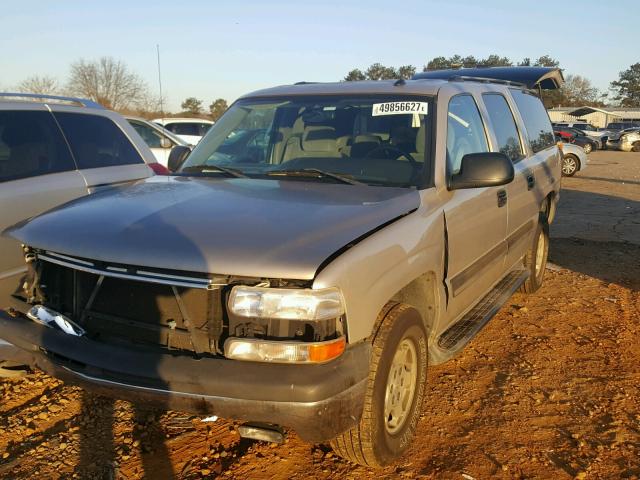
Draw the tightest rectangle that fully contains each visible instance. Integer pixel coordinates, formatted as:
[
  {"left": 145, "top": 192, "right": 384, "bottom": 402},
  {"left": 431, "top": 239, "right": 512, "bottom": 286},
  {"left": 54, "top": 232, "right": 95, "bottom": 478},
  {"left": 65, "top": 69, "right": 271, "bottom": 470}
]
[{"left": 182, "top": 95, "right": 433, "bottom": 188}]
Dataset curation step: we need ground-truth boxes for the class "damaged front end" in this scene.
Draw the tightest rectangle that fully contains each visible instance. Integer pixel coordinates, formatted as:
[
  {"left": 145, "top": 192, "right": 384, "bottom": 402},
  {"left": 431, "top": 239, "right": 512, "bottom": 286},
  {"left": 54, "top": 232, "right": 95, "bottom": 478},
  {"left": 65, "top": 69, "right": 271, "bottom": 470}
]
[
  {"left": 17, "top": 248, "right": 347, "bottom": 359},
  {"left": 0, "top": 247, "right": 368, "bottom": 442}
]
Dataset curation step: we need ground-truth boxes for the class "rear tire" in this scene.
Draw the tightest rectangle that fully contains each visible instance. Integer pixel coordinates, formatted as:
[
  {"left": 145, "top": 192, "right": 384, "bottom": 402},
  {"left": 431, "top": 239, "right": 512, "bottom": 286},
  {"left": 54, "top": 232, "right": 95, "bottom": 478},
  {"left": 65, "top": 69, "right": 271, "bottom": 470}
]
[
  {"left": 330, "top": 303, "right": 428, "bottom": 467},
  {"left": 520, "top": 214, "right": 549, "bottom": 294},
  {"left": 632, "top": 141, "right": 640, "bottom": 153}
]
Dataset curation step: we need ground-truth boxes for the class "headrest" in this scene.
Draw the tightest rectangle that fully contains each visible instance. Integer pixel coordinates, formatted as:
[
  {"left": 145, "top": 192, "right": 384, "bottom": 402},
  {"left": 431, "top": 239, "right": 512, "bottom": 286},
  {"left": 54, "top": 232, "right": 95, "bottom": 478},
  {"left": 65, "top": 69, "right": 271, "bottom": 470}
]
[{"left": 302, "top": 127, "right": 337, "bottom": 152}]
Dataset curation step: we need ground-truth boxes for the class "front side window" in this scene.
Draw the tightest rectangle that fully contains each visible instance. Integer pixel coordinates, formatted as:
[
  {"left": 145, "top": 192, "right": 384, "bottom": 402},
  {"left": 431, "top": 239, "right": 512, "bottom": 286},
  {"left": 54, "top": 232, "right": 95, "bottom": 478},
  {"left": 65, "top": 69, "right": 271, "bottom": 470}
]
[
  {"left": 446, "top": 94, "right": 489, "bottom": 174},
  {"left": 482, "top": 94, "right": 524, "bottom": 162},
  {"left": 183, "top": 95, "right": 433, "bottom": 188},
  {"left": 511, "top": 90, "right": 555, "bottom": 153},
  {"left": 0, "top": 110, "right": 76, "bottom": 183},
  {"left": 53, "top": 113, "right": 145, "bottom": 169}
]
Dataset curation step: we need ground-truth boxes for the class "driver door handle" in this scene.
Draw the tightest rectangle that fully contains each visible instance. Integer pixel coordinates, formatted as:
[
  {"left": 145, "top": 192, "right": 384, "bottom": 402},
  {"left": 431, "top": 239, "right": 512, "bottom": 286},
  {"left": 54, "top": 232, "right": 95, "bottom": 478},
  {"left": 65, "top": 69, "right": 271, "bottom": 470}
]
[{"left": 497, "top": 189, "right": 507, "bottom": 207}]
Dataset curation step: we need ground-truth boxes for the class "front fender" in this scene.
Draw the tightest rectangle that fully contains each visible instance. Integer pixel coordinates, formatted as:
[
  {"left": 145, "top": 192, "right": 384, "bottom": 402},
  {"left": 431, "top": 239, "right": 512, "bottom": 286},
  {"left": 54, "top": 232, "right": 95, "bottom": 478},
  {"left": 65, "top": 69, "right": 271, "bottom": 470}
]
[{"left": 313, "top": 189, "right": 446, "bottom": 343}]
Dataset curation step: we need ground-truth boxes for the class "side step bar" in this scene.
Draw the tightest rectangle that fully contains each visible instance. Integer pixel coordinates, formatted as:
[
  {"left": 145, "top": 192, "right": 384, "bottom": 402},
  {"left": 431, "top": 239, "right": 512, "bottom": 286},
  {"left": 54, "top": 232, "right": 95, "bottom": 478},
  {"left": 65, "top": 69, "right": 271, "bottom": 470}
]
[{"left": 436, "top": 270, "right": 528, "bottom": 356}]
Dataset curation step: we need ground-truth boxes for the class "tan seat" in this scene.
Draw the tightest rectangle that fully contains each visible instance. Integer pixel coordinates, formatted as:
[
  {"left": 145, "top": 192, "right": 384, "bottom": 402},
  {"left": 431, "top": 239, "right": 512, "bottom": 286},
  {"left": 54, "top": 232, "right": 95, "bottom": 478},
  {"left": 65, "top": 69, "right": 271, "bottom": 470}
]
[{"left": 282, "top": 126, "right": 341, "bottom": 161}]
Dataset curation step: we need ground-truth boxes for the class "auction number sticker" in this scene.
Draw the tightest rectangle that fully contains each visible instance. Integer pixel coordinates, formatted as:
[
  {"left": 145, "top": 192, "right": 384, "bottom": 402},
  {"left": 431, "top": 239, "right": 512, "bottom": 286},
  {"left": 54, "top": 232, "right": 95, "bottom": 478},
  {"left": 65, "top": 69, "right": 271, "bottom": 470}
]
[{"left": 372, "top": 101, "right": 428, "bottom": 116}]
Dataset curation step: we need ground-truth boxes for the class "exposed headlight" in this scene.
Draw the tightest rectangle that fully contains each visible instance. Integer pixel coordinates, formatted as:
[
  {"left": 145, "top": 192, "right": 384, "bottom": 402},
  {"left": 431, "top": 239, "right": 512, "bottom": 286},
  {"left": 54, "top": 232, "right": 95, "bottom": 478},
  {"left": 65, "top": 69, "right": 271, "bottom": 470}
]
[
  {"left": 224, "top": 336, "right": 346, "bottom": 363},
  {"left": 228, "top": 286, "right": 345, "bottom": 321}
]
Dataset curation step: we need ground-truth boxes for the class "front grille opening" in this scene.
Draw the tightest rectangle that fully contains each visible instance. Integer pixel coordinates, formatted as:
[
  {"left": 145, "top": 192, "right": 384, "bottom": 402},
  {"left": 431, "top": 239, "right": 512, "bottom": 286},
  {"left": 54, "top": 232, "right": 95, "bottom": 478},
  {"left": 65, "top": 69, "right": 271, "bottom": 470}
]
[{"left": 37, "top": 261, "right": 225, "bottom": 357}]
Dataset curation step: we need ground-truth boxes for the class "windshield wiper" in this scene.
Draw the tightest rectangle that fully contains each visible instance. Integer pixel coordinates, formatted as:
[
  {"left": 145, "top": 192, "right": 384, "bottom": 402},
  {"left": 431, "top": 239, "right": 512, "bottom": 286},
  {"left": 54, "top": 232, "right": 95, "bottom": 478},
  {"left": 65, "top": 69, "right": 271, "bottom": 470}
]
[
  {"left": 266, "top": 168, "right": 364, "bottom": 185},
  {"left": 180, "top": 165, "right": 248, "bottom": 178}
]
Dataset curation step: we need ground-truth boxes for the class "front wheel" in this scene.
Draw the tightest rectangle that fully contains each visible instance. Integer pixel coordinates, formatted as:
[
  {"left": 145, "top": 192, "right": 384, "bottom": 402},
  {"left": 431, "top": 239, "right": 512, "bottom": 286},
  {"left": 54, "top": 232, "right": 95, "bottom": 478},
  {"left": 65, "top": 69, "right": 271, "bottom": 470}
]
[
  {"left": 520, "top": 214, "right": 549, "bottom": 294},
  {"left": 562, "top": 154, "right": 579, "bottom": 176},
  {"left": 330, "top": 303, "right": 428, "bottom": 467}
]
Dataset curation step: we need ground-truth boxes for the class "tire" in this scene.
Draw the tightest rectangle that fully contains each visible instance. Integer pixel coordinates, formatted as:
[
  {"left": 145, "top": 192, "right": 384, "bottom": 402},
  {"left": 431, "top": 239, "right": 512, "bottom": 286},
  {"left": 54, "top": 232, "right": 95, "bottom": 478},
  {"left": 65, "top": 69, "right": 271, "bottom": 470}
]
[
  {"left": 330, "top": 303, "right": 428, "bottom": 467},
  {"left": 520, "top": 214, "right": 549, "bottom": 294},
  {"left": 540, "top": 196, "right": 556, "bottom": 224},
  {"left": 561, "top": 154, "right": 579, "bottom": 177},
  {"left": 632, "top": 141, "right": 640, "bottom": 153},
  {"left": 583, "top": 142, "right": 592, "bottom": 154}
]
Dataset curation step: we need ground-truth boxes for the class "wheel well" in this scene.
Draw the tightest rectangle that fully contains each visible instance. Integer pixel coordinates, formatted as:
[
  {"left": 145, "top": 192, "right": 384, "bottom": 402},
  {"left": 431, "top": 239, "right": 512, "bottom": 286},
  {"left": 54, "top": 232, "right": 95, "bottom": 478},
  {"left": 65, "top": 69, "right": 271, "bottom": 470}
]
[
  {"left": 542, "top": 191, "right": 557, "bottom": 224},
  {"left": 390, "top": 272, "right": 438, "bottom": 335}
]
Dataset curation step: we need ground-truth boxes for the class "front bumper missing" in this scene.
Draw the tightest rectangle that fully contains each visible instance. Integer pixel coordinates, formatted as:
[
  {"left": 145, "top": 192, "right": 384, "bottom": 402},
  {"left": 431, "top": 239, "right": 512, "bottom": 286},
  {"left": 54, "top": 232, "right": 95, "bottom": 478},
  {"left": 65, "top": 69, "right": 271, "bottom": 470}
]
[{"left": 0, "top": 309, "right": 369, "bottom": 442}]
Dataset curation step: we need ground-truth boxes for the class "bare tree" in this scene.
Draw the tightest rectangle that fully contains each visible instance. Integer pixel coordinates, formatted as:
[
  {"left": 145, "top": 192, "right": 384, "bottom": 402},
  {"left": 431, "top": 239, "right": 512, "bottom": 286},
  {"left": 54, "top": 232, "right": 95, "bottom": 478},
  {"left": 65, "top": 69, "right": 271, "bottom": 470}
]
[
  {"left": 66, "top": 57, "right": 149, "bottom": 110},
  {"left": 17, "top": 75, "right": 59, "bottom": 95}
]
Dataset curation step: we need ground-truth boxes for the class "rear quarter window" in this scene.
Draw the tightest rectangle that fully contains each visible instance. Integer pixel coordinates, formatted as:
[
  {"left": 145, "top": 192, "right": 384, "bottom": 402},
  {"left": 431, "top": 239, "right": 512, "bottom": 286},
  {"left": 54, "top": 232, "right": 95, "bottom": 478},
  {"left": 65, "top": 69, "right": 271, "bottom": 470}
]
[
  {"left": 0, "top": 110, "right": 76, "bottom": 183},
  {"left": 510, "top": 90, "right": 555, "bottom": 153},
  {"left": 53, "top": 112, "right": 144, "bottom": 169}
]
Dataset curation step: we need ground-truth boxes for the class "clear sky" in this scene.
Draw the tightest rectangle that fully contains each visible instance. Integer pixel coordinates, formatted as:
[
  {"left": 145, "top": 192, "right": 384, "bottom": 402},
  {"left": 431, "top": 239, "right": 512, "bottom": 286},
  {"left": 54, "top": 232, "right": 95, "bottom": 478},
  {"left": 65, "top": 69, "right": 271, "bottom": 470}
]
[{"left": 1, "top": 0, "right": 638, "bottom": 111}]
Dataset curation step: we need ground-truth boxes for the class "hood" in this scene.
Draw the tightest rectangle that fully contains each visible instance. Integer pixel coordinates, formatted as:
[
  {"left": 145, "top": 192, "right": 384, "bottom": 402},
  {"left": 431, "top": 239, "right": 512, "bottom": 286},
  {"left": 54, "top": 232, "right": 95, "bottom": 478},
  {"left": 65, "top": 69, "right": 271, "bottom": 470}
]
[{"left": 5, "top": 176, "right": 420, "bottom": 280}]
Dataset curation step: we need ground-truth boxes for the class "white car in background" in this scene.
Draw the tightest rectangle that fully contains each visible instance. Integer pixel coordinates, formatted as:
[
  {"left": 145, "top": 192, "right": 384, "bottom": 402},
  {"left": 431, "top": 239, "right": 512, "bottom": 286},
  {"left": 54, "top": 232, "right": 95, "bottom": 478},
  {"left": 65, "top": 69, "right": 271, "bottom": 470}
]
[
  {"left": 152, "top": 117, "right": 213, "bottom": 144},
  {"left": 560, "top": 142, "right": 588, "bottom": 177},
  {"left": 126, "top": 117, "right": 191, "bottom": 167}
]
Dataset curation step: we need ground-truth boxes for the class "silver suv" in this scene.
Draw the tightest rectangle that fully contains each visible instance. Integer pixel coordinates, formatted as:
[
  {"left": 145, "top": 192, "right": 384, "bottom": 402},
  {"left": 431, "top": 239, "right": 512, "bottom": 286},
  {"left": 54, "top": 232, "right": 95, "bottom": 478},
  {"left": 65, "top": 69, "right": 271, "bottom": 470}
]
[
  {"left": 0, "top": 93, "right": 161, "bottom": 371},
  {"left": 0, "top": 68, "right": 563, "bottom": 466}
]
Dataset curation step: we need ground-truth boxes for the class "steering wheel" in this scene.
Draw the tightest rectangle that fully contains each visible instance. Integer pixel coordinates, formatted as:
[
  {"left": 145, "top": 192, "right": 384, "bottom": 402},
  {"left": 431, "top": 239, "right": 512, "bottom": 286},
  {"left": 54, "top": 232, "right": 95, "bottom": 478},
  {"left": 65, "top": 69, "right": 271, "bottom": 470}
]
[{"left": 365, "top": 145, "right": 417, "bottom": 166}]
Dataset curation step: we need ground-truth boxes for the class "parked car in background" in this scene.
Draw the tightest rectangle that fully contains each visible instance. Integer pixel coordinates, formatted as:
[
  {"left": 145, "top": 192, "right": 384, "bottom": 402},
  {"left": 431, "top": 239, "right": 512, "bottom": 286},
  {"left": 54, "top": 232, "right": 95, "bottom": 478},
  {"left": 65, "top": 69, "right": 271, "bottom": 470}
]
[
  {"left": 553, "top": 126, "right": 597, "bottom": 153},
  {"left": 606, "top": 127, "right": 640, "bottom": 149},
  {"left": 606, "top": 122, "right": 640, "bottom": 132},
  {"left": 127, "top": 117, "right": 191, "bottom": 167},
  {"left": 0, "top": 93, "right": 160, "bottom": 375},
  {"left": 553, "top": 121, "right": 609, "bottom": 147},
  {"left": 0, "top": 66, "right": 564, "bottom": 466},
  {"left": 152, "top": 117, "right": 214, "bottom": 144},
  {"left": 608, "top": 129, "right": 640, "bottom": 152},
  {"left": 559, "top": 142, "right": 587, "bottom": 177}
]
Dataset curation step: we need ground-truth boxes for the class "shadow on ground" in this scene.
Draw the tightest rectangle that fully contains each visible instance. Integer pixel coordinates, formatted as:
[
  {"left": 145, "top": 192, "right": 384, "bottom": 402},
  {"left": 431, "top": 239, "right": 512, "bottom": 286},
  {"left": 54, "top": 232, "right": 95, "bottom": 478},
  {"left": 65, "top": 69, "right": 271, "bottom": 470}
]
[{"left": 550, "top": 188, "right": 640, "bottom": 290}]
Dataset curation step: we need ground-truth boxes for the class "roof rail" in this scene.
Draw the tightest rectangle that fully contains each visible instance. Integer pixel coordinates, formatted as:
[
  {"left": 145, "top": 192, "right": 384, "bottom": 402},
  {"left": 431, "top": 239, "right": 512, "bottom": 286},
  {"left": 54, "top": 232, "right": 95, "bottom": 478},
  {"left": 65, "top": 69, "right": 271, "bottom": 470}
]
[{"left": 0, "top": 92, "right": 104, "bottom": 109}]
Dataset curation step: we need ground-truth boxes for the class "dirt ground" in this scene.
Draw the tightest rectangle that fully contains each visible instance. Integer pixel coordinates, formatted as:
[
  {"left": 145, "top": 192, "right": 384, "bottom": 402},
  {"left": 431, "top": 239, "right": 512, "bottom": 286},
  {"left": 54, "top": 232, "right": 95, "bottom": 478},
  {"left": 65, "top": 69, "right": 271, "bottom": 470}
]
[{"left": 1, "top": 150, "right": 639, "bottom": 480}]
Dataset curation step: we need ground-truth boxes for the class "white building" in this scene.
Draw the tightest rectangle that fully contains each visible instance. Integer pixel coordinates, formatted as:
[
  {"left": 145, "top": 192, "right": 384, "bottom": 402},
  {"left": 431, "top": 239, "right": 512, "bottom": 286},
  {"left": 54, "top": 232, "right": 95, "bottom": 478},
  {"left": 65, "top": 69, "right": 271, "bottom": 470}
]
[{"left": 547, "top": 106, "right": 640, "bottom": 128}]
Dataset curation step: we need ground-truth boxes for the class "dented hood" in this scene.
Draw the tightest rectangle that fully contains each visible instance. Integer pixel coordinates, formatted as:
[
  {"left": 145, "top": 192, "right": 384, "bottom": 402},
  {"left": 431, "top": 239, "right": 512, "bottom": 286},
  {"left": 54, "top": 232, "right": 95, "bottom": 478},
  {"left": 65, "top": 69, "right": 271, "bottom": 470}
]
[{"left": 5, "top": 176, "right": 419, "bottom": 280}]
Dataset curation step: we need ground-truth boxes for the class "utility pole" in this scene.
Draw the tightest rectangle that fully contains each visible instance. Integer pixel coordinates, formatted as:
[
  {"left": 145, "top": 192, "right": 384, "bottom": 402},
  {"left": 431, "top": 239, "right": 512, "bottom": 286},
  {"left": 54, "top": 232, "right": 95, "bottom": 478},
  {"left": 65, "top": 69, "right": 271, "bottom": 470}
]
[{"left": 157, "top": 44, "right": 164, "bottom": 120}]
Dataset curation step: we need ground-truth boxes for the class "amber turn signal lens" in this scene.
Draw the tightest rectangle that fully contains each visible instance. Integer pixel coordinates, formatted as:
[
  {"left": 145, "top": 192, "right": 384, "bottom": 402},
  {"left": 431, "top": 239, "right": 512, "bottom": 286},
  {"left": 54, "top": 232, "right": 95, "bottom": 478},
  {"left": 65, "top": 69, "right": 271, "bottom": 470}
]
[{"left": 309, "top": 336, "right": 346, "bottom": 363}]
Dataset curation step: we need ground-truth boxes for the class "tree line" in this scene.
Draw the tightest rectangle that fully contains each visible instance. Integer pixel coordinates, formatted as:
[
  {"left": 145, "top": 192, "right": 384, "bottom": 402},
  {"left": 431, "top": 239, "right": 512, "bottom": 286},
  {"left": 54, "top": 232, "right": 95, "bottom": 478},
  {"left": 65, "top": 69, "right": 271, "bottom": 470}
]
[
  {"left": 14, "top": 55, "right": 640, "bottom": 117},
  {"left": 344, "top": 55, "right": 640, "bottom": 108},
  {"left": 14, "top": 56, "right": 229, "bottom": 121}
]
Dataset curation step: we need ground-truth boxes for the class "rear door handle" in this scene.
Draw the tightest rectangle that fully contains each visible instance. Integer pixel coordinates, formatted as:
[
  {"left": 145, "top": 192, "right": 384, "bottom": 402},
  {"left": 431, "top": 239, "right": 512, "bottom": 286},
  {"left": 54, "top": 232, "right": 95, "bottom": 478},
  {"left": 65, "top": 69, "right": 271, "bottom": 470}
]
[
  {"left": 497, "top": 189, "right": 507, "bottom": 207},
  {"left": 526, "top": 174, "right": 535, "bottom": 190}
]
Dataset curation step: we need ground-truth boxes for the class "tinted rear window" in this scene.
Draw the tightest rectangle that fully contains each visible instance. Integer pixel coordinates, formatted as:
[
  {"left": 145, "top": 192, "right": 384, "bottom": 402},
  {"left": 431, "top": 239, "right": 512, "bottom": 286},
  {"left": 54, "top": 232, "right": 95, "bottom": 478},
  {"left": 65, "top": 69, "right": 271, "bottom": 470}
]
[
  {"left": 510, "top": 90, "right": 555, "bottom": 153},
  {"left": 54, "top": 113, "right": 144, "bottom": 169},
  {"left": 165, "top": 122, "right": 210, "bottom": 136},
  {"left": 0, "top": 110, "right": 76, "bottom": 183}
]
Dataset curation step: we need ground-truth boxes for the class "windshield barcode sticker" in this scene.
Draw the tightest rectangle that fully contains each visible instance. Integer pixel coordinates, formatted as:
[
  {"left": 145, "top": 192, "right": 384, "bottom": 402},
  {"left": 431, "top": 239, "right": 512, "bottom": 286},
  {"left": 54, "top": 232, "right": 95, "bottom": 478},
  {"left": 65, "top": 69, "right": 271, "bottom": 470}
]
[{"left": 372, "top": 101, "right": 428, "bottom": 116}]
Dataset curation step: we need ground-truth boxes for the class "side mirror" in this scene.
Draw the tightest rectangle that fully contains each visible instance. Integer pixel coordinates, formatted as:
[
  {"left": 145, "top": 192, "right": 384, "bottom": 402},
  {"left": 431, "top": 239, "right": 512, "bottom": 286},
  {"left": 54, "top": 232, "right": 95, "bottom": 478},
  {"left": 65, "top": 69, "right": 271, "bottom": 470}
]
[
  {"left": 160, "top": 137, "right": 173, "bottom": 149},
  {"left": 168, "top": 145, "right": 192, "bottom": 172},
  {"left": 449, "top": 152, "right": 514, "bottom": 190}
]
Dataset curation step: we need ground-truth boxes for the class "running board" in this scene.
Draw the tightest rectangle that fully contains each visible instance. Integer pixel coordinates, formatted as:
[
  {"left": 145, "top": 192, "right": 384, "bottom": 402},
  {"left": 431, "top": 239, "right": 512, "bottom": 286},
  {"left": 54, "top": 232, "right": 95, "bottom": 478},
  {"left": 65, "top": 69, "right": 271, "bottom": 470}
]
[{"left": 436, "top": 270, "right": 528, "bottom": 355}]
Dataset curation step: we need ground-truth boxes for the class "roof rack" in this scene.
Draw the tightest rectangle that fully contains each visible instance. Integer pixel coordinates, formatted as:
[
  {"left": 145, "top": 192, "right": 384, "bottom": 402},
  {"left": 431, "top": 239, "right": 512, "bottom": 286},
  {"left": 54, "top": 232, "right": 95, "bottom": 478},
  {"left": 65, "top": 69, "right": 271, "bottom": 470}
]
[
  {"left": 0, "top": 92, "right": 104, "bottom": 109},
  {"left": 412, "top": 67, "right": 564, "bottom": 90},
  {"left": 447, "top": 75, "right": 526, "bottom": 88}
]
